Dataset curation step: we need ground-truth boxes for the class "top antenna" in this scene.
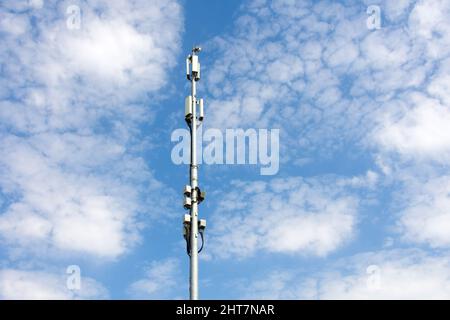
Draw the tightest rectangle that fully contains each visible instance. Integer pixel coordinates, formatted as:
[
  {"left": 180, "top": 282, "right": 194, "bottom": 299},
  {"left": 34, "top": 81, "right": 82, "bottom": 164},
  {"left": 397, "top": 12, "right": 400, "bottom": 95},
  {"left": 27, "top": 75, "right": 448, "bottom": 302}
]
[{"left": 186, "top": 47, "right": 201, "bottom": 81}]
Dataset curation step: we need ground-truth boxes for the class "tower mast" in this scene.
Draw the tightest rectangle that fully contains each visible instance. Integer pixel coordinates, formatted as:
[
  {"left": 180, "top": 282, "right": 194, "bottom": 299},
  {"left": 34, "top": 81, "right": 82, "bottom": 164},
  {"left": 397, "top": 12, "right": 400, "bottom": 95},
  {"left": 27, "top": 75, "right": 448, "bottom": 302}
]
[{"left": 183, "top": 46, "right": 206, "bottom": 300}]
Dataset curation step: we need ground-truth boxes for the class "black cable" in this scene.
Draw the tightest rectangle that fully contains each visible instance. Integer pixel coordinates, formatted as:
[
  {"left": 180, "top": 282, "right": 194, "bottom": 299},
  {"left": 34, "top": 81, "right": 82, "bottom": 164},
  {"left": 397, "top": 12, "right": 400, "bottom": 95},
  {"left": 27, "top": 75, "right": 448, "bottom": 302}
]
[
  {"left": 198, "top": 230, "right": 204, "bottom": 253},
  {"left": 186, "top": 238, "right": 191, "bottom": 257},
  {"left": 185, "top": 228, "right": 204, "bottom": 256},
  {"left": 185, "top": 227, "right": 191, "bottom": 257}
]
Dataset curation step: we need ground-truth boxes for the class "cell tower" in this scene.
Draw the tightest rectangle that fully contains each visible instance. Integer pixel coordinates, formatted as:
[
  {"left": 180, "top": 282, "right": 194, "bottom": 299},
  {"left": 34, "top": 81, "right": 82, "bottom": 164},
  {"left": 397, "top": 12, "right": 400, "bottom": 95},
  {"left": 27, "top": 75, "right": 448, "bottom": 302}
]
[{"left": 182, "top": 46, "right": 206, "bottom": 300}]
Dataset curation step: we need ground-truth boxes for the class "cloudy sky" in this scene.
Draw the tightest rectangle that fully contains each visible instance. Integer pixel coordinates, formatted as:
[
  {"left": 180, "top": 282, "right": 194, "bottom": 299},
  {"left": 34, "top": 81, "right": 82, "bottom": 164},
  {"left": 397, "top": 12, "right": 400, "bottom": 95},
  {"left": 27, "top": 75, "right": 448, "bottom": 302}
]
[{"left": 1, "top": 0, "right": 450, "bottom": 299}]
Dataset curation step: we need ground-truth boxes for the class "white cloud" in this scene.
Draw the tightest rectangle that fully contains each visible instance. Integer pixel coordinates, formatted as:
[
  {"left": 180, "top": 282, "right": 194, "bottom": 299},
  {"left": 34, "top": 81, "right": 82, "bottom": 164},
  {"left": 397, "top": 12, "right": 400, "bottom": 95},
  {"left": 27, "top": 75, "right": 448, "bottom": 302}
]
[
  {"left": 127, "top": 258, "right": 181, "bottom": 299},
  {"left": 203, "top": 0, "right": 450, "bottom": 167},
  {"left": 374, "top": 93, "right": 450, "bottom": 163},
  {"left": 360, "top": 1, "right": 450, "bottom": 257},
  {"left": 0, "top": 0, "right": 182, "bottom": 260},
  {"left": 240, "top": 249, "right": 450, "bottom": 299},
  {"left": 1, "top": 0, "right": 183, "bottom": 133},
  {"left": 0, "top": 11, "right": 29, "bottom": 35},
  {"left": 0, "top": 112, "right": 144, "bottom": 260},
  {"left": 382, "top": 0, "right": 414, "bottom": 21},
  {"left": 240, "top": 271, "right": 295, "bottom": 300},
  {"left": 398, "top": 175, "right": 450, "bottom": 248},
  {"left": 205, "top": 0, "right": 450, "bottom": 272},
  {"left": 312, "top": 250, "right": 450, "bottom": 299},
  {"left": 408, "top": 0, "right": 450, "bottom": 59},
  {"left": 208, "top": 176, "right": 360, "bottom": 258},
  {"left": 0, "top": 269, "right": 108, "bottom": 299}
]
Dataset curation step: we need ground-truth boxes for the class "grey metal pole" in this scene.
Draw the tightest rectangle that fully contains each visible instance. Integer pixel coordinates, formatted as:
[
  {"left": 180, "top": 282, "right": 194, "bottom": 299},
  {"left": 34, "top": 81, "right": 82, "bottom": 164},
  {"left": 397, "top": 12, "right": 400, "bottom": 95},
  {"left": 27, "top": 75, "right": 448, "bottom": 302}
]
[
  {"left": 189, "top": 72, "right": 199, "bottom": 300},
  {"left": 183, "top": 47, "right": 204, "bottom": 300}
]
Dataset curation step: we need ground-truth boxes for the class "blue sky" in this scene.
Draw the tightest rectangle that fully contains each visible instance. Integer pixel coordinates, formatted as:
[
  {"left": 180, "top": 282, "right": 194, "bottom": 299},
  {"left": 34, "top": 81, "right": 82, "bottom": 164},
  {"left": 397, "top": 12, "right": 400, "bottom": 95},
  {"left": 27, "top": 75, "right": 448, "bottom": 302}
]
[{"left": 1, "top": 0, "right": 450, "bottom": 299}]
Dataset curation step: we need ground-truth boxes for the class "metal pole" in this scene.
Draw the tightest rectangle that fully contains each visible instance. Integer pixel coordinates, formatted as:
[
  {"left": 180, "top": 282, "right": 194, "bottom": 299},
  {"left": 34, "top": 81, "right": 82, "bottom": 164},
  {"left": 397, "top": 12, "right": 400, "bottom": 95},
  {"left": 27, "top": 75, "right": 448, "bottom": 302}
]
[
  {"left": 183, "top": 47, "right": 205, "bottom": 300},
  {"left": 189, "top": 73, "right": 199, "bottom": 300}
]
